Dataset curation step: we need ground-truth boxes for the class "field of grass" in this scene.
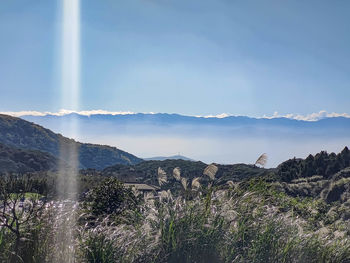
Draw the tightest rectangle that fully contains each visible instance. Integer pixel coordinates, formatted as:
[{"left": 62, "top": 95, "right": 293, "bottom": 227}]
[{"left": 1, "top": 161, "right": 350, "bottom": 262}]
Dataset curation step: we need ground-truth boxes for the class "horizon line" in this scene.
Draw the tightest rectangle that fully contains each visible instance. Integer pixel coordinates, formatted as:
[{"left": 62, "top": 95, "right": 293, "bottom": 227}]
[{"left": 1, "top": 109, "right": 350, "bottom": 122}]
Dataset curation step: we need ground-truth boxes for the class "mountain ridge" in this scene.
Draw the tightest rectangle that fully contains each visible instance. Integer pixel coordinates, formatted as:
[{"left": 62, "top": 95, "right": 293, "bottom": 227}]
[
  {"left": 4, "top": 109, "right": 350, "bottom": 122},
  {"left": 144, "top": 155, "right": 194, "bottom": 161},
  {"left": 20, "top": 112, "right": 350, "bottom": 140},
  {"left": 21, "top": 112, "right": 350, "bottom": 126}
]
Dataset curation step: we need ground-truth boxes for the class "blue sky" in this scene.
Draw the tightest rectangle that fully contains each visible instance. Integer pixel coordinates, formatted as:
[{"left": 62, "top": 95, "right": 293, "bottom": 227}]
[{"left": 1, "top": 0, "right": 349, "bottom": 117}]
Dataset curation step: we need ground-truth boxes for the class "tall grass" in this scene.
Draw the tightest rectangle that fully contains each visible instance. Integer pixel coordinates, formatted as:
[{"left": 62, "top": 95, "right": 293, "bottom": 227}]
[
  {"left": 2, "top": 175, "right": 350, "bottom": 262},
  {"left": 77, "top": 180, "right": 350, "bottom": 263}
]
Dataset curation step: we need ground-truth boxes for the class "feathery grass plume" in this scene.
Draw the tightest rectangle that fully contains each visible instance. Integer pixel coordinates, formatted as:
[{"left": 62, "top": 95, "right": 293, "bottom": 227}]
[
  {"left": 181, "top": 177, "right": 188, "bottom": 190},
  {"left": 167, "top": 189, "right": 173, "bottom": 201},
  {"left": 227, "top": 180, "right": 234, "bottom": 188},
  {"left": 131, "top": 187, "right": 140, "bottom": 197},
  {"left": 144, "top": 192, "right": 154, "bottom": 202},
  {"left": 191, "top": 177, "right": 201, "bottom": 190},
  {"left": 157, "top": 167, "right": 167, "bottom": 186},
  {"left": 173, "top": 167, "right": 181, "bottom": 181},
  {"left": 159, "top": 190, "right": 169, "bottom": 202},
  {"left": 255, "top": 153, "right": 268, "bottom": 167},
  {"left": 203, "top": 164, "right": 218, "bottom": 180}
]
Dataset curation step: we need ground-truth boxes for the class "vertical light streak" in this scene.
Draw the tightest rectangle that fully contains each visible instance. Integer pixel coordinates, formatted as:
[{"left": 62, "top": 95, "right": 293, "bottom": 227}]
[
  {"left": 58, "top": 0, "right": 80, "bottom": 199},
  {"left": 54, "top": 0, "right": 80, "bottom": 262},
  {"left": 62, "top": 0, "right": 80, "bottom": 113}
]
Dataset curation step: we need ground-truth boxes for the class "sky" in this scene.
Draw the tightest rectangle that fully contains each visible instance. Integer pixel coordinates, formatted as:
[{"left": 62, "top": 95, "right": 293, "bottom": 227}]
[{"left": 1, "top": 0, "right": 350, "bottom": 117}]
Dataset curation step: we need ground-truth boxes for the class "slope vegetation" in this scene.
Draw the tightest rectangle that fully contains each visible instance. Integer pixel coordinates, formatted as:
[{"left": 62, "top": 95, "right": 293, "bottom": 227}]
[{"left": 0, "top": 143, "right": 59, "bottom": 173}]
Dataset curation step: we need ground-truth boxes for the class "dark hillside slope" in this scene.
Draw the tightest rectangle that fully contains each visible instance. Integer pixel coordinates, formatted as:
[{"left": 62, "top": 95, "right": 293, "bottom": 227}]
[
  {"left": 0, "top": 143, "right": 59, "bottom": 173},
  {"left": 0, "top": 114, "right": 142, "bottom": 170}
]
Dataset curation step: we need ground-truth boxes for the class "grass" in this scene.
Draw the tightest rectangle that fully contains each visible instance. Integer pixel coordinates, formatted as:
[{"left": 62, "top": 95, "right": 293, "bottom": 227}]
[
  {"left": 1, "top": 173, "right": 350, "bottom": 262},
  {"left": 9, "top": 192, "right": 44, "bottom": 200},
  {"left": 75, "top": 177, "right": 350, "bottom": 263}
]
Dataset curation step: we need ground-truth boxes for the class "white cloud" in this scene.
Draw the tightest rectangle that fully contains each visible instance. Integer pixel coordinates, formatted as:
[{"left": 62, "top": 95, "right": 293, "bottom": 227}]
[
  {"left": 261, "top": 110, "right": 350, "bottom": 121},
  {"left": 0, "top": 109, "right": 135, "bottom": 117},
  {"left": 201, "top": 110, "right": 350, "bottom": 121},
  {"left": 0, "top": 111, "right": 48, "bottom": 117},
  {"left": 203, "top": 113, "right": 230, "bottom": 119},
  {"left": 1, "top": 109, "right": 350, "bottom": 122}
]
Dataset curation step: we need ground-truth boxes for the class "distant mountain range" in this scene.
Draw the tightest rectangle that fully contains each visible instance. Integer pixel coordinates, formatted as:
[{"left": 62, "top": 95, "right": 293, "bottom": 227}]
[
  {"left": 20, "top": 112, "right": 350, "bottom": 135},
  {"left": 0, "top": 114, "right": 142, "bottom": 170}
]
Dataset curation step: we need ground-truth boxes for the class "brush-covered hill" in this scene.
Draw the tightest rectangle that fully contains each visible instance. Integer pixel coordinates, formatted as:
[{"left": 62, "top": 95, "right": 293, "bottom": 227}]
[
  {"left": 272, "top": 147, "right": 350, "bottom": 210},
  {"left": 0, "top": 114, "right": 142, "bottom": 170},
  {"left": 95, "top": 159, "right": 271, "bottom": 187},
  {"left": 276, "top": 146, "right": 350, "bottom": 182},
  {"left": 101, "top": 159, "right": 207, "bottom": 183}
]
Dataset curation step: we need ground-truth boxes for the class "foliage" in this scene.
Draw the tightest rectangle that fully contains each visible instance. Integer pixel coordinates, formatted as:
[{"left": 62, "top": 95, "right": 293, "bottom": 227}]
[
  {"left": 76, "top": 178, "right": 350, "bottom": 263},
  {"left": 100, "top": 159, "right": 270, "bottom": 191},
  {"left": 277, "top": 147, "right": 350, "bottom": 182},
  {"left": 0, "top": 142, "right": 58, "bottom": 173},
  {"left": 102, "top": 159, "right": 207, "bottom": 185},
  {"left": 0, "top": 176, "right": 47, "bottom": 262},
  {"left": 83, "top": 178, "right": 140, "bottom": 218}
]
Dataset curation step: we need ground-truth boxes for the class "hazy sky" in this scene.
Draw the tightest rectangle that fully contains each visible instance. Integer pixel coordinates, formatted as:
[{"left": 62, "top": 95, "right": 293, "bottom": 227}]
[{"left": 1, "top": 0, "right": 349, "bottom": 116}]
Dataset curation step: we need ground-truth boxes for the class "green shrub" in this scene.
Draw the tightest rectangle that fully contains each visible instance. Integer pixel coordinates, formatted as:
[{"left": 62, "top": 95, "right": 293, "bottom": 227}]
[{"left": 83, "top": 178, "right": 140, "bottom": 218}]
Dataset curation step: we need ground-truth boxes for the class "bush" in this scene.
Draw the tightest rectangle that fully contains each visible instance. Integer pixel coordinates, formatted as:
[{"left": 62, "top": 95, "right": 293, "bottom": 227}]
[{"left": 83, "top": 178, "right": 140, "bottom": 218}]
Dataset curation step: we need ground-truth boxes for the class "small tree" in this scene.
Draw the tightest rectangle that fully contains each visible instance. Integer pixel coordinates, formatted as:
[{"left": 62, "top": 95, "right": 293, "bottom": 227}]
[
  {"left": 84, "top": 178, "right": 140, "bottom": 218},
  {"left": 0, "top": 175, "right": 46, "bottom": 263}
]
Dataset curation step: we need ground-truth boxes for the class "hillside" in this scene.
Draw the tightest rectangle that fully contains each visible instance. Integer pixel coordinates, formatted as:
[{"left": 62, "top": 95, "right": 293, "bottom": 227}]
[
  {"left": 98, "top": 148, "right": 350, "bottom": 199},
  {"left": 0, "top": 114, "right": 142, "bottom": 170},
  {"left": 0, "top": 142, "right": 59, "bottom": 173},
  {"left": 276, "top": 146, "right": 350, "bottom": 182},
  {"left": 98, "top": 159, "right": 271, "bottom": 188},
  {"left": 272, "top": 147, "right": 350, "bottom": 212},
  {"left": 101, "top": 159, "right": 207, "bottom": 183}
]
